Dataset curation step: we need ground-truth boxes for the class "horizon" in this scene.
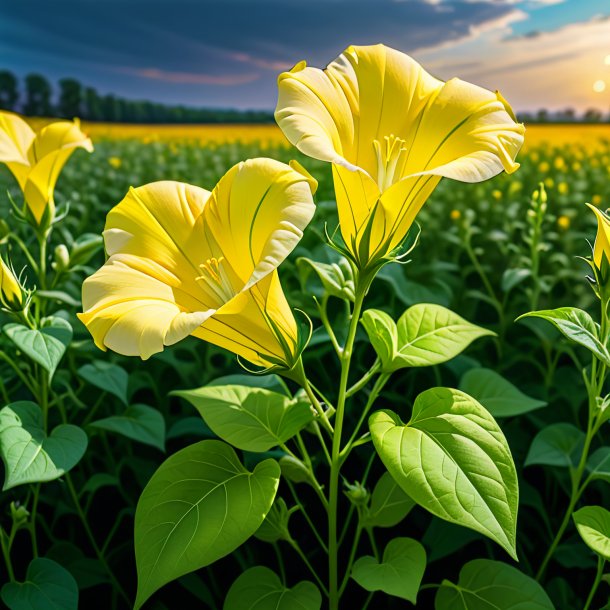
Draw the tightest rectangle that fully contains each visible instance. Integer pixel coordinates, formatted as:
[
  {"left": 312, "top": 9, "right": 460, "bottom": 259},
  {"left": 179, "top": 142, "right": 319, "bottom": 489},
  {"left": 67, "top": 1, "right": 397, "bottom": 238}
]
[{"left": 2, "top": 0, "right": 610, "bottom": 114}]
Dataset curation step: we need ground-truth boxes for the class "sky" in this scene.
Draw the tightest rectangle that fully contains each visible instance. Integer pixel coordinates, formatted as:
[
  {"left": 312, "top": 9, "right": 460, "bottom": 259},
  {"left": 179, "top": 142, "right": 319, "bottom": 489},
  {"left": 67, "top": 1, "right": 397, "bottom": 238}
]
[{"left": 1, "top": 0, "right": 609, "bottom": 113}]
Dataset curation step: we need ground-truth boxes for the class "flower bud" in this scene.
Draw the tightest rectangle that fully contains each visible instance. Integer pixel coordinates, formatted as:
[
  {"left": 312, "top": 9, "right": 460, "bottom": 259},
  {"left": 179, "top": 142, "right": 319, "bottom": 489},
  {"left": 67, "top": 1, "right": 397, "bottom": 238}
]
[
  {"left": 344, "top": 481, "right": 369, "bottom": 506},
  {"left": 53, "top": 244, "right": 70, "bottom": 271},
  {"left": 0, "top": 257, "right": 23, "bottom": 311}
]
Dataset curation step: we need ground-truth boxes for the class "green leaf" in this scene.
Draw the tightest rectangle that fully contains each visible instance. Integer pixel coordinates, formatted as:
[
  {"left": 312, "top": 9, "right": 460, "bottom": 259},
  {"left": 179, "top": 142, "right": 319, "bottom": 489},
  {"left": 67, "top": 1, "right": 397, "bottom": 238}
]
[
  {"left": 134, "top": 440, "right": 280, "bottom": 609},
  {"left": 279, "top": 455, "right": 315, "bottom": 486},
  {"left": 296, "top": 256, "right": 355, "bottom": 302},
  {"left": 351, "top": 537, "right": 426, "bottom": 603},
  {"left": 4, "top": 317, "right": 72, "bottom": 378},
  {"left": 435, "top": 559, "right": 555, "bottom": 609},
  {"left": 224, "top": 566, "right": 321, "bottom": 610},
  {"left": 369, "top": 388, "right": 518, "bottom": 558},
  {"left": 363, "top": 472, "right": 415, "bottom": 528},
  {"left": 254, "top": 498, "right": 292, "bottom": 543},
  {"left": 173, "top": 385, "right": 313, "bottom": 452},
  {"left": 459, "top": 368, "right": 547, "bottom": 417},
  {"left": 0, "top": 402, "right": 88, "bottom": 490},
  {"left": 518, "top": 307, "right": 610, "bottom": 366},
  {"left": 78, "top": 361, "right": 129, "bottom": 405},
  {"left": 501, "top": 268, "right": 531, "bottom": 293},
  {"left": 362, "top": 304, "right": 493, "bottom": 372},
  {"left": 89, "top": 404, "right": 165, "bottom": 451},
  {"left": 587, "top": 447, "right": 610, "bottom": 483},
  {"left": 525, "top": 423, "right": 584, "bottom": 468},
  {"left": 573, "top": 506, "right": 610, "bottom": 560},
  {"left": 207, "top": 373, "right": 290, "bottom": 396},
  {"left": 1, "top": 558, "right": 78, "bottom": 610}
]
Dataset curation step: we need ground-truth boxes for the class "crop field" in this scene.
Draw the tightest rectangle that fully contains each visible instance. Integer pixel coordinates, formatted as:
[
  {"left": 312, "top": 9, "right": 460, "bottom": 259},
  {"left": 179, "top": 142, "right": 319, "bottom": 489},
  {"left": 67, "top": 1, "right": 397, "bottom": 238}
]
[{"left": 2, "top": 110, "right": 610, "bottom": 610}]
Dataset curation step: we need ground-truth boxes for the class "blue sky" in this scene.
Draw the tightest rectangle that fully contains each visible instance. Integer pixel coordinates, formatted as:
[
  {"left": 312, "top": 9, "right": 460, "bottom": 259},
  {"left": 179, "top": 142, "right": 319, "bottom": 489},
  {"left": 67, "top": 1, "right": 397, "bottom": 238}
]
[{"left": 1, "top": 0, "right": 609, "bottom": 112}]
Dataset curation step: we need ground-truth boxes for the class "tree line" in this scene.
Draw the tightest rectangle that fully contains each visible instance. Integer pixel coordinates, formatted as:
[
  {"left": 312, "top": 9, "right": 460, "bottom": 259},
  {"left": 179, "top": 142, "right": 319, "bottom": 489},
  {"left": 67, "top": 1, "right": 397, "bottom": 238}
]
[
  {"left": 0, "top": 70, "right": 274, "bottom": 123},
  {"left": 0, "top": 70, "right": 608, "bottom": 124}
]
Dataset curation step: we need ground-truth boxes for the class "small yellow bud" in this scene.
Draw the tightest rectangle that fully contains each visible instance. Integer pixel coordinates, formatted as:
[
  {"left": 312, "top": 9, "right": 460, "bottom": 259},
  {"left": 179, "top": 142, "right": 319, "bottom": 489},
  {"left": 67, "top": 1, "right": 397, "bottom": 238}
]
[
  {"left": 557, "top": 215, "right": 570, "bottom": 230},
  {"left": 572, "top": 162, "right": 581, "bottom": 171},
  {"left": 108, "top": 157, "right": 122, "bottom": 169},
  {"left": 592, "top": 194, "right": 603, "bottom": 206},
  {"left": 544, "top": 177, "right": 554, "bottom": 189},
  {"left": 538, "top": 161, "right": 550, "bottom": 173},
  {"left": 450, "top": 209, "right": 461, "bottom": 220},
  {"left": 491, "top": 189, "right": 502, "bottom": 200},
  {"left": 558, "top": 182, "right": 569, "bottom": 195},
  {"left": 53, "top": 244, "right": 70, "bottom": 271},
  {"left": 0, "top": 257, "right": 23, "bottom": 311},
  {"left": 553, "top": 157, "right": 565, "bottom": 170}
]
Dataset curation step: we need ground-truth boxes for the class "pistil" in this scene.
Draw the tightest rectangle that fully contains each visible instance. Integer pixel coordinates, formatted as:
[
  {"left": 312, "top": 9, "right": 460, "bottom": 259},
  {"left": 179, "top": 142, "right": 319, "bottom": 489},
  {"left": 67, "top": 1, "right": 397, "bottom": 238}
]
[{"left": 373, "top": 134, "right": 408, "bottom": 191}]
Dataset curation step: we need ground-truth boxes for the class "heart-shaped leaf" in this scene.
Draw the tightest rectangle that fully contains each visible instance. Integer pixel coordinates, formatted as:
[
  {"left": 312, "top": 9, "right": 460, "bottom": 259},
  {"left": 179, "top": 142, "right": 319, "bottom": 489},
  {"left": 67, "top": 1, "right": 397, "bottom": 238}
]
[
  {"left": 362, "top": 305, "right": 493, "bottom": 372},
  {"left": 78, "top": 361, "right": 129, "bottom": 405},
  {"left": 363, "top": 472, "right": 415, "bottom": 528},
  {"left": 435, "top": 559, "right": 555, "bottom": 609},
  {"left": 4, "top": 317, "right": 72, "bottom": 377},
  {"left": 254, "top": 498, "right": 292, "bottom": 543},
  {"left": 525, "top": 423, "right": 584, "bottom": 468},
  {"left": 351, "top": 537, "right": 426, "bottom": 602},
  {"left": 587, "top": 447, "right": 610, "bottom": 483},
  {"left": 89, "top": 404, "right": 165, "bottom": 451},
  {"left": 224, "top": 566, "right": 321, "bottom": 610},
  {"left": 573, "top": 505, "right": 610, "bottom": 560},
  {"left": 518, "top": 307, "right": 610, "bottom": 366},
  {"left": 134, "top": 440, "right": 280, "bottom": 609},
  {"left": 1, "top": 558, "right": 78, "bottom": 610},
  {"left": 459, "top": 368, "right": 546, "bottom": 417},
  {"left": 369, "top": 388, "right": 518, "bottom": 558},
  {"left": 173, "top": 385, "right": 313, "bottom": 452},
  {"left": 0, "top": 401, "right": 88, "bottom": 490}
]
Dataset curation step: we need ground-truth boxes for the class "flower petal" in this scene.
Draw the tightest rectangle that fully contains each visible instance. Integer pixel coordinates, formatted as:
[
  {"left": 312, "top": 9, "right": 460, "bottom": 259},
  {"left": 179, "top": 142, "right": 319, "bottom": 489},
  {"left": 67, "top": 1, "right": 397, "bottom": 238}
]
[
  {"left": 203, "top": 157, "right": 317, "bottom": 290},
  {"left": 79, "top": 258, "right": 211, "bottom": 360},
  {"left": 0, "top": 111, "right": 35, "bottom": 189},
  {"left": 193, "top": 271, "right": 298, "bottom": 368},
  {"left": 587, "top": 203, "right": 610, "bottom": 268},
  {"left": 27, "top": 119, "right": 93, "bottom": 165}
]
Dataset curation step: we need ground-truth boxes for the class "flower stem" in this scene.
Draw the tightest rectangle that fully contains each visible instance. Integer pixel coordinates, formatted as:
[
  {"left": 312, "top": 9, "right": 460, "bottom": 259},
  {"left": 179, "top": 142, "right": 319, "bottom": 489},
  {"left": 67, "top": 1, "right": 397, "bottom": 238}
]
[{"left": 584, "top": 556, "right": 605, "bottom": 610}]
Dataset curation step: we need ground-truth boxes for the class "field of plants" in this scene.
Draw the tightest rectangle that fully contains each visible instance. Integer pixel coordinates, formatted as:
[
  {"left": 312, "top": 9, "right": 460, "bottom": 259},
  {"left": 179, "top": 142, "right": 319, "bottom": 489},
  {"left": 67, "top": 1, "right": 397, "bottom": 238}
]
[{"left": 2, "top": 46, "right": 610, "bottom": 610}]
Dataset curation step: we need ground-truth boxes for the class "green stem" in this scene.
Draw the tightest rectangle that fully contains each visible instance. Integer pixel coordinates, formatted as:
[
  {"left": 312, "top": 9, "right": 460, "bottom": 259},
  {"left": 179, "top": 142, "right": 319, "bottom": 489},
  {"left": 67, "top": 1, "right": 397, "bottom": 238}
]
[
  {"left": 285, "top": 480, "right": 328, "bottom": 553},
  {"left": 584, "top": 556, "right": 605, "bottom": 610},
  {"left": 328, "top": 283, "right": 367, "bottom": 610},
  {"left": 273, "top": 543, "right": 286, "bottom": 584},
  {"left": 289, "top": 538, "right": 329, "bottom": 596},
  {"left": 318, "top": 295, "right": 342, "bottom": 358},
  {"left": 346, "top": 360, "right": 380, "bottom": 398},
  {"left": 338, "top": 523, "right": 362, "bottom": 596},
  {"left": 65, "top": 474, "right": 130, "bottom": 604},
  {"left": 0, "top": 530, "right": 15, "bottom": 582}
]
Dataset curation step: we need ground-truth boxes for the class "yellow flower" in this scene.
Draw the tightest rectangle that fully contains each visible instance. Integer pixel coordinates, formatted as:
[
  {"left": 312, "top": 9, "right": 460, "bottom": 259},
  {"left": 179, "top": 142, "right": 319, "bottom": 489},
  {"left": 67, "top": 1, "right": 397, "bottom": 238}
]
[
  {"left": 79, "top": 158, "right": 317, "bottom": 369},
  {"left": 554, "top": 157, "right": 565, "bottom": 170},
  {"left": 557, "top": 215, "right": 570, "bottom": 230},
  {"left": 450, "top": 209, "right": 461, "bottom": 220},
  {"left": 544, "top": 177, "right": 555, "bottom": 189},
  {"left": 108, "top": 156, "right": 122, "bottom": 169},
  {"left": 275, "top": 44, "right": 524, "bottom": 268},
  {"left": 587, "top": 203, "right": 610, "bottom": 268},
  {"left": 0, "top": 257, "right": 23, "bottom": 311},
  {"left": 572, "top": 162, "right": 581, "bottom": 171},
  {"left": 0, "top": 111, "right": 93, "bottom": 226},
  {"left": 558, "top": 182, "right": 569, "bottom": 194},
  {"left": 492, "top": 189, "right": 502, "bottom": 200},
  {"left": 538, "top": 161, "right": 550, "bottom": 173},
  {"left": 592, "top": 194, "right": 603, "bottom": 206}
]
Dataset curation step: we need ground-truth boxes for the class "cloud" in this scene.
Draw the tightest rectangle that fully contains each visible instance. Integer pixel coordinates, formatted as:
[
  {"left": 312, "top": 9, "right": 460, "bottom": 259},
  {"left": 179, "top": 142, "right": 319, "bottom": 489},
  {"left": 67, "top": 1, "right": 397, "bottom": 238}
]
[{"left": 121, "top": 67, "right": 260, "bottom": 86}]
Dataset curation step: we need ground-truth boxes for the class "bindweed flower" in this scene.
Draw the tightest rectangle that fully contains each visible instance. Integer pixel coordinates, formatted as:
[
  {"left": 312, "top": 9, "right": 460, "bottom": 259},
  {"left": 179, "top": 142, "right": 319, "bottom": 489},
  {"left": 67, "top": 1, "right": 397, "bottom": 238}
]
[
  {"left": 79, "top": 158, "right": 317, "bottom": 370},
  {"left": 0, "top": 111, "right": 93, "bottom": 227},
  {"left": 276, "top": 44, "right": 524, "bottom": 268},
  {"left": 0, "top": 256, "right": 23, "bottom": 312},
  {"left": 587, "top": 203, "right": 610, "bottom": 270}
]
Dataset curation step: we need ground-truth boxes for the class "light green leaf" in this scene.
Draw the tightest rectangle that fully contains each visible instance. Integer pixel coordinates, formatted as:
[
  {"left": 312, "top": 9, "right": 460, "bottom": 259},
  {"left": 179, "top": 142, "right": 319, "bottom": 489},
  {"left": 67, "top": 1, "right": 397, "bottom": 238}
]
[
  {"left": 134, "top": 440, "right": 280, "bottom": 609},
  {"left": 459, "top": 368, "right": 547, "bottom": 417},
  {"left": 0, "top": 402, "right": 88, "bottom": 490},
  {"left": 279, "top": 455, "right": 315, "bottom": 486},
  {"left": 173, "top": 385, "right": 313, "bottom": 452},
  {"left": 224, "top": 566, "right": 321, "bottom": 610},
  {"left": 1, "top": 558, "right": 78, "bottom": 610},
  {"left": 435, "top": 559, "right": 555, "bottom": 610},
  {"left": 351, "top": 537, "right": 426, "bottom": 603},
  {"left": 255, "top": 498, "right": 292, "bottom": 543},
  {"left": 78, "top": 361, "right": 129, "bottom": 405},
  {"left": 363, "top": 472, "right": 415, "bottom": 528},
  {"left": 525, "top": 423, "right": 584, "bottom": 468},
  {"left": 573, "top": 506, "right": 610, "bottom": 560},
  {"left": 89, "top": 404, "right": 165, "bottom": 451},
  {"left": 587, "top": 447, "right": 610, "bottom": 483},
  {"left": 518, "top": 307, "right": 610, "bottom": 366},
  {"left": 360, "top": 310, "right": 397, "bottom": 370},
  {"left": 4, "top": 317, "right": 72, "bottom": 378},
  {"left": 369, "top": 388, "right": 518, "bottom": 558}
]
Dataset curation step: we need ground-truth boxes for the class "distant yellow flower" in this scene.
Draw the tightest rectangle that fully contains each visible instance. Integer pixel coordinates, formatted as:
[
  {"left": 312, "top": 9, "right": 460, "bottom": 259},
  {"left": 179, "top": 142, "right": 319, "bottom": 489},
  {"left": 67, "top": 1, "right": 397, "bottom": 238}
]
[
  {"left": 557, "top": 215, "right": 570, "bottom": 230},
  {"left": 558, "top": 182, "right": 569, "bottom": 194},
  {"left": 554, "top": 157, "right": 565, "bottom": 170},
  {"left": 0, "top": 111, "right": 93, "bottom": 226},
  {"left": 0, "top": 257, "right": 23, "bottom": 311},
  {"left": 530, "top": 152, "right": 540, "bottom": 163},
  {"left": 79, "top": 158, "right": 317, "bottom": 369},
  {"left": 492, "top": 189, "right": 502, "bottom": 200},
  {"left": 276, "top": 44, "right": 524, "bottom": 268},
  {"left": 592, "top": 194, "right": 603, "bottom": 206},
  {"left": 544, "top": 177, "right": 555, "bottom": 189},
  {"left": 591, "top": 158, "right": 600, "bottom": 168},
  {"left": 572, "top": 162, "right": 581, "bottom": 171},
  {"left": 538, "top": 161, "right": 550, "bottom": 173},
  {"left": 508, "top": 180, "right": 522, "bottom": 194},
  {"left": 450, "top": 209, "right": 461, "bottom": 220},
  {"left": 587, "top": 203, "right": 610, "bottom": 268},
  {"left": 108, "top": 157, "right": 122, "bottom": 169}
]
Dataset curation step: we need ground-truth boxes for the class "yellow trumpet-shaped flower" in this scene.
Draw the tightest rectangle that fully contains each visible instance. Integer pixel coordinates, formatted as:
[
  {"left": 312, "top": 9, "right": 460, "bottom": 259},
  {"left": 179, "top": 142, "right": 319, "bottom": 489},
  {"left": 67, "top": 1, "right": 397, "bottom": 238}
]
[
  {"left": 0, "top": 257, "right": 23, "bottom": 311},
  {"left": 0, "top": 111, "right": 93, "bottom": 226},
  {"left": 587, "top": 203, "right": 610, "bottom": 269},
  {"left": 79, "top": 158, "right": 317, "bottom": 369},
  {"left": 276, "top": 44, "right": 525, "bottom": 267}
]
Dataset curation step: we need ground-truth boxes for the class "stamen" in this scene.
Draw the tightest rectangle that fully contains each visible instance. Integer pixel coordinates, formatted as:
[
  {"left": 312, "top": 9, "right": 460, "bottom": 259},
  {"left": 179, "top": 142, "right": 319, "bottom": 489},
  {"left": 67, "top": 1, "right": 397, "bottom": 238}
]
[
  {"left": 196, "top": 256, "right": 236, "bottom": 304},
  {"left": 373, "top": 134, "right": 408, "bottom": 191}
]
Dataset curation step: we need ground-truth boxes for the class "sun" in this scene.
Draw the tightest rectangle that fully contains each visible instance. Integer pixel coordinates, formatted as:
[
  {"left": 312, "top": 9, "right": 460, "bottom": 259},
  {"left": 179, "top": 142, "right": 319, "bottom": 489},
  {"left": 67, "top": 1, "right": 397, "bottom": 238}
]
[
  {"left": 605, "top": 55, "right": 610, "bottom": 66},
  {"left": 593, "top": 80, "right": 607, "bottom": 93}
]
